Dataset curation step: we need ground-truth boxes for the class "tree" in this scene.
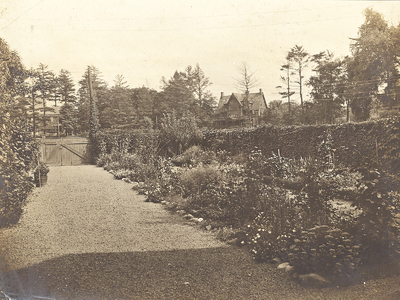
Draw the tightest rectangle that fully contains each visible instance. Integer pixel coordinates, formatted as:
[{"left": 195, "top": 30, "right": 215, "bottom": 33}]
[
  {"left": 233, "top": 61, "right": 259, "bottom": 94},
  {"left": 277, "top": 59, "right": 295, "bottom": 121},
  {"left": 157, "top": 65, "right": 216, "bottom": 128},
  {"left": 308, "top": 51, "right": 347, "bottom": 124},
  {"left": 77, "top": 66, "right": 108, "bottom": 133},
  {"left": 160, "top": 70, "right": 195, "bottom": 118},
  {"left": 23, "top": 69, "right": 42, "bottom": 137},
  {"left": 113, "top": 74, "right": 129, "bottom": 89},
  {"left": 185, "top": 64, "right": 216, "bottom": 127},
  {"left": 34, "top": 63, "right": 56, "bottom": 136},
  {"left": 56, "top": 69, "right": 78, "bottom": 135},
  {"left": 99, "top": 74, "right": 134, "bottom": 129},
  {"left": 59, "top": 103, "right": 78, "bottom": 135},
  {"left": 347, "top": 8, "right": 400, "bottom": 121},
  {"left": 287, "top": 45, "right": 309, "bottom": 123},
  {"left": 0, "top": 38, "right": 26, "bottom": 106},
  {"left": 266, "top": 100, "right": 284, "bottom": 125},
  {"left": 130, "top": 86, "right": 159, "bottom": 129},
  {"left": 111, "top": 74, "right": 133, "bottom": 127},
  {"left": 57, "top": 69, "right": 76, "bottom": 105}
]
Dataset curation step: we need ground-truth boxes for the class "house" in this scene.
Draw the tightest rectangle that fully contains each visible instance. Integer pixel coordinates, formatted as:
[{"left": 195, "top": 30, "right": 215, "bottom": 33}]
[
  {"left": 26, "top": 102, "right": 61, "bottom": 137},
  {"left": 213, "top": 89, "right": 268, "bottom": 129}
]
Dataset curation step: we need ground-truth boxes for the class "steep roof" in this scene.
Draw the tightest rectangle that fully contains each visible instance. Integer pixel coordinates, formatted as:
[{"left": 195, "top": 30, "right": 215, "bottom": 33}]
[
  {"left": 247, "top": 92, "right": 266, "bottom": 110},
  {"left": 216, "top": 95, "right": 231, "bottom": 114},
  {"left": 217, "top": 95, "right": 230, "bottom": 109},
  {"left": 215, "top": 90, "right": 267, "bottom": 114}
]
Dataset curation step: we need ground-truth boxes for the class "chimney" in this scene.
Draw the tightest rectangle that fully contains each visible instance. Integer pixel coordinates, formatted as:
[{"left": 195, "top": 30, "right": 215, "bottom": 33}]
[
  {"left": 259, "top": 88, "right": 262, "bottom": 94},
  {"left": 221, "top": 92, "right": 224, "bottom": 97}
]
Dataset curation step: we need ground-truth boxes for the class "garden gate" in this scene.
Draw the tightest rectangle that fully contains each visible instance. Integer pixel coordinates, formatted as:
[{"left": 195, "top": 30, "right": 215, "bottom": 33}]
[{"left": 39, "top": 137, "right": 91, "bottom": 165}]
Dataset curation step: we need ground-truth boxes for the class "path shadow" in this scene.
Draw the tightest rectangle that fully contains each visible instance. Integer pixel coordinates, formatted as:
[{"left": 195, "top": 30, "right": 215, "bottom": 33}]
[
  {"left": 2, "top": 247, "right": 400, "bottom": 300},
  {"left": 0, "top": 247, "right": 288, "bottom": 300}
]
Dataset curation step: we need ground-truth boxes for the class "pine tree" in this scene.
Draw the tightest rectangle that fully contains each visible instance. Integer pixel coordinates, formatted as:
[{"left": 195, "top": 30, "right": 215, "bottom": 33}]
[{"left": 77, "top": 66, "right": 107, "bottom": 133}]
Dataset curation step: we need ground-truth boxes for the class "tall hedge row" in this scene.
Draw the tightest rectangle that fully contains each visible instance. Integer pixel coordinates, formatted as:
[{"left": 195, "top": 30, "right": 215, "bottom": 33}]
[
  {"left": 92, "top": 130, "right": 159, "bottom": 159},
  {"left": 202, "top": 117, "right": 400, "bottom": 174},
  {"left": 92, "top": 118, "right": 399, "bottom": 175}
]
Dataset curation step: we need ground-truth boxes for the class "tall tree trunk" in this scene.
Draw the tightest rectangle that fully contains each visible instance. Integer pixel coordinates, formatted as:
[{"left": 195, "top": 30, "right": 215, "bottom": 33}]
[
  {"left": 299, "top": 63, "right": 304, "bottom": 124},
  {"left": 287, "top": 67, "right": 291, "bottom": 116},
  {"left": 32, "top": 93, "right": 36, "bottom": 138}
]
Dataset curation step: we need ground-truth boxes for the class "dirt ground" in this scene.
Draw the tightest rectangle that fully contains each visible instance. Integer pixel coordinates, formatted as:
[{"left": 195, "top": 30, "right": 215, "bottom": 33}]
[{"left": 0, "top": 165, "right": 399, "bottom": 299}]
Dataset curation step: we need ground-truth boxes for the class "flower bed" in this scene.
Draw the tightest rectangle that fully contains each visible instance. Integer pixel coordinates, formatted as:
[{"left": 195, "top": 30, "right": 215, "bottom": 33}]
[{"left": 92, "top": 119, "right": 400, "bottom": 284}]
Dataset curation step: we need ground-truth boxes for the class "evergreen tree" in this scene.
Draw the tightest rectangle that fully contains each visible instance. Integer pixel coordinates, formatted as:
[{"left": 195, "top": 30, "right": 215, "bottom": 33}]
[
  {"left": 77, "top": 66, "right": 108, "bottom": 133},
  {"left": 34, "top": 64, "right": 56, "bottom": 136},
  {"left": 57, "top": 69, "right": 76, "bottom": 105}
]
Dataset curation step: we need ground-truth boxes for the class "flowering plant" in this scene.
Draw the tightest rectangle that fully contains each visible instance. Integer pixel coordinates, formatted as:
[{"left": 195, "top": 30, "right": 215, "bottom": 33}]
[{"left": 34, "top": 161, "right": 50, "bottom": 177}]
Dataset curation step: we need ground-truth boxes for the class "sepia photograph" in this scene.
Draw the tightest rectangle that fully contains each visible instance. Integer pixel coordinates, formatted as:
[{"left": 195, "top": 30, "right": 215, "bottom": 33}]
[{"left": 0, "top": 0, "right": 400, "bottom": 299}]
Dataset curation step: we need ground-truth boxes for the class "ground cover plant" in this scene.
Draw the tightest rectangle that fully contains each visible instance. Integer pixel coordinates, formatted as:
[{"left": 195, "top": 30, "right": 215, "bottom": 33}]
[{"left": 93, "top": 116, "right": 400, "bottom": 285}]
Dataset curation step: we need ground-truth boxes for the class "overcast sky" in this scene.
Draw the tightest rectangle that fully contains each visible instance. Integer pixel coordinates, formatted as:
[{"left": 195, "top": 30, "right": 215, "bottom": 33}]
[{"left": 1, "top": 0, "right": 400, "bottom": 104}]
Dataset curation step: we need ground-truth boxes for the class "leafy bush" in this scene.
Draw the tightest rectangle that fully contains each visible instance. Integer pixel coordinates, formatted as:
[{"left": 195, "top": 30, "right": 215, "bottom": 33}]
[
  {"left": 179, "top": 167, "right": 221, "bottom": 197},
  {"left": 158, "top": 111, "right": 203, "bottom": 156},
  {"left": 0, "top": 112, "right": 39, "bottom": 227},
  {"left": 171, "top": 145, "right": 217, "bottom": 167},
  {"left": 350, "top": 168, "right": 400, "bottom": 263},
  {"left": 287, "top": 226, "right": 360, "bottom": 279}
]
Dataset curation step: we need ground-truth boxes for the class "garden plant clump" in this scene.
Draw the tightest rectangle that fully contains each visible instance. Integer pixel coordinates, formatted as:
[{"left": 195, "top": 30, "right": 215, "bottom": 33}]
[{"left": 92, "top": 115, "right": 400, "bottom": 285}]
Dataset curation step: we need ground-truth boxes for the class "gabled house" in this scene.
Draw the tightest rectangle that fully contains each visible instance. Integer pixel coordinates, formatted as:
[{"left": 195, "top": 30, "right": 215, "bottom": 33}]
[{"left": 213, "top": 89, "right": 268, "bottom": 128}]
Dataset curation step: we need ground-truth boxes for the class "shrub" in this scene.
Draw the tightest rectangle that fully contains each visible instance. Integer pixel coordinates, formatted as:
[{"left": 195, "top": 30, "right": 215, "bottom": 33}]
[
  {"left": 244, "top": 211, "right": 298, "bottom": 262},
  {"left": 0, "top": 113, "right": 39, "bottom": 227},
  {"left": 179, "top": 166, "right": 221, "bottom": 197},
  {"left": 171, "top": 145, "right": 203, "bottom": 167},
  {"left": 159, "top": 111, "right": 202, "bottom": 156},
  {"left": 286, "top": 226, "right": 361, "bottom": 280},
  {"left": 351, "top": 168, "right": 400, "bottom": 263}
]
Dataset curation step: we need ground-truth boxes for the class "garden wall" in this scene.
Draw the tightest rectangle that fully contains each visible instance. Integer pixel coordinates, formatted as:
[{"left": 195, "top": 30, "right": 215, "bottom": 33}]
[{"left": 202, "top": 117, "right": 400, "bottom": 174}]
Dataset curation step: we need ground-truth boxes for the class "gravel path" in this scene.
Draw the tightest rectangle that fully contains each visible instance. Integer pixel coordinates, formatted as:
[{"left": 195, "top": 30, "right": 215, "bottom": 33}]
[{"left": 0, "top": 165, "right": 399, "bottom": 299}]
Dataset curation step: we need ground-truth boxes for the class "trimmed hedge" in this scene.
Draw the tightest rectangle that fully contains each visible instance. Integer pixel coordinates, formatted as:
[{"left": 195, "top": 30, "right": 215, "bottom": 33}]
[
  {"left": 202, "top": 118, "right": 400, "bottom": 174},
  {"left": 92, "top": 118, "right": 399, "bottom": 175}
]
